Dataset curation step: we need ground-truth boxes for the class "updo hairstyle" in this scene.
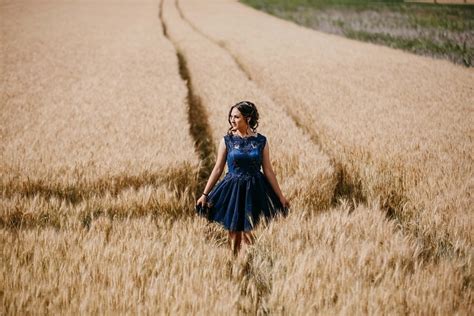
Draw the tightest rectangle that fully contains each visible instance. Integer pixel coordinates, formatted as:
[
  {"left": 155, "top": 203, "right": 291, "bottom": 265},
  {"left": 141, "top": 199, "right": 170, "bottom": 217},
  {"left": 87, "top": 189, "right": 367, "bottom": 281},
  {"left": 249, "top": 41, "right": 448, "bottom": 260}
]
[{"left": 227, "top": 101, "right": 260, "bottom": 134}]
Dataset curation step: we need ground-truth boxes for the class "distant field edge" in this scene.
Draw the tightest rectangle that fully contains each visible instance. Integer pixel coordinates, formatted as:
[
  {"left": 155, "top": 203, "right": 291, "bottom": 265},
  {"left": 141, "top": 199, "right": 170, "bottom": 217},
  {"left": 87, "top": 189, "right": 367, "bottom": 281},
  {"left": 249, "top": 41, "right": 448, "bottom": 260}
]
[
  {"left": 405, "top": 0, "right": 474, "bottom": 4},
  {"left": 239, "top": 0, "right": 474, "bottom": 67}
]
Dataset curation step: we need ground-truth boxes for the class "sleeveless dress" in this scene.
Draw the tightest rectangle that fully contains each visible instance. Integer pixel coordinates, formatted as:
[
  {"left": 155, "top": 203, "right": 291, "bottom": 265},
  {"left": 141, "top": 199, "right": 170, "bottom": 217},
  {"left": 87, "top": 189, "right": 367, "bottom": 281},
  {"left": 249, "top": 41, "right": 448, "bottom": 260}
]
[{"left": 197, "top": 132, "right": 288, "bottom": 232}]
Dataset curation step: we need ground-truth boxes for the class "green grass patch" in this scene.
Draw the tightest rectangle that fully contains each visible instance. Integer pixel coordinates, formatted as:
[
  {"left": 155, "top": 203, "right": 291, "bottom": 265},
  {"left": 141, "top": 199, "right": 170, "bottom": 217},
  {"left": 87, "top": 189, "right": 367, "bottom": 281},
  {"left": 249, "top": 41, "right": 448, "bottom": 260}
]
[{"left": 240, "top": 0, "right": 474, "bottom": 66}]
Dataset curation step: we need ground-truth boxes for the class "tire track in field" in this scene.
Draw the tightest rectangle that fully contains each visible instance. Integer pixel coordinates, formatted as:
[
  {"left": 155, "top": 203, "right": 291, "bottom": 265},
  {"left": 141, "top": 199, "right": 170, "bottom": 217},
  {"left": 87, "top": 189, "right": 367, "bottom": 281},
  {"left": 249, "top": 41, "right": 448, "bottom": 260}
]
[
  {"left": 173, "top": 0, "right": 441, "bottom": 263},
  {"left": 0, "top": 164, "right": 196, "bottom": 230},
  {"left": 1, "top": 1, "right": 201, "bottom": 230},
  {"left": 2, "top": 165, "right": 194, "bottom": 204},
  {"left": 163, "top": 2, "right": 274, "bottom": 311},
  {"left": 173, "top": 0, "right": 439, "bottom": 263},
  {"left": 164, "top": 0, "right": 336, "bottom": 214},
  {"left": 175, "top": 0, "right": 473, "bottom": 263},
  {"left": 159, "top": 0, "right": 227, "bottom": 248},
  {"left": 162, "top": 1, "right": 337, "bottom": 313},
  {"left": 175, "top": 0, "right": 364, "bottom": 209},
  {"left": 159, "top": 0, "right": 215, "bottom": 197},
  {"left": 174, "top": 3, "right": 253, "bottom": 82}
]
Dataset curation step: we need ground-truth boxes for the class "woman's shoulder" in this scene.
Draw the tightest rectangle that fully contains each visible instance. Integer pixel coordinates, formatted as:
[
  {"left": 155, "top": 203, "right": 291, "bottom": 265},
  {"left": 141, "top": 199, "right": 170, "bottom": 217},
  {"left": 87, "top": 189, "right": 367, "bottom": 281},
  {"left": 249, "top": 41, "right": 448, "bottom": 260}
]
[{"left": 257, "top": 133, "right": 267, "bottom": 145}]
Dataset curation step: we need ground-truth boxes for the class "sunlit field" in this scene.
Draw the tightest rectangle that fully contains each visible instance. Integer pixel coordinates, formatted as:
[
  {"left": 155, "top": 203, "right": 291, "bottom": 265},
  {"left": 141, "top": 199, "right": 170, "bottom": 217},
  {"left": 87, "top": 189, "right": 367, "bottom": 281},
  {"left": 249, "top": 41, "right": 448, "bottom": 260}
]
[{"left": 2, "top": 0, "right": 472, "bottom": 314}]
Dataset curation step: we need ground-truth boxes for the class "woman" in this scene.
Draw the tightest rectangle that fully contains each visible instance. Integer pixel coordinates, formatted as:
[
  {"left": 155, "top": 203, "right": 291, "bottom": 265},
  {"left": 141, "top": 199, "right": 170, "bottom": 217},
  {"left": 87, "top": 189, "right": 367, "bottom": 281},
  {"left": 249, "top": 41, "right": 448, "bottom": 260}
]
[{"left": 196, "top": 101, "right": 290, "bottom": 256}]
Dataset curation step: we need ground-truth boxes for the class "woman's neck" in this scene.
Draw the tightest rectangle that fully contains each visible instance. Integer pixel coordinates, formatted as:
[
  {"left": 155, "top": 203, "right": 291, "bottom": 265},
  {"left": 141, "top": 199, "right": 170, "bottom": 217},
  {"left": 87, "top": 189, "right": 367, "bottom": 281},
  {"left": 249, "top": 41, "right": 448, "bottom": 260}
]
[{"left": 233, "top": 128, "right": 256, "bottom": 137}]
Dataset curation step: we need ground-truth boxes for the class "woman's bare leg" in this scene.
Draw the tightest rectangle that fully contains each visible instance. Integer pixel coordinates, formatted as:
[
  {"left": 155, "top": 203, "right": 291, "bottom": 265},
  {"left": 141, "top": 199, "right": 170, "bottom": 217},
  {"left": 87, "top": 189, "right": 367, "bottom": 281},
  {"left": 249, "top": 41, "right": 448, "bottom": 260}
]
[
  {"left": 239, "top": 230, "right": 255, "bottom": 255},
  {"left": 228, "top": 231, "right": 242, "bottom": 256},
  {"left": 242, "top": 231, "right": 255, "bottom": 245}
]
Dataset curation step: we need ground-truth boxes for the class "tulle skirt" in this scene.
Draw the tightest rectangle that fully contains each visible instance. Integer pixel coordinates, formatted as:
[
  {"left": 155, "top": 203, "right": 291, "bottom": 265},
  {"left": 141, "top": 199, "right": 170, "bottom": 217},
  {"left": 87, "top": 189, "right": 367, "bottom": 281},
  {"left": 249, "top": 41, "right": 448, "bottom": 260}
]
[{"left": 196, "top": 171, "right": 288, "bottom": 231}]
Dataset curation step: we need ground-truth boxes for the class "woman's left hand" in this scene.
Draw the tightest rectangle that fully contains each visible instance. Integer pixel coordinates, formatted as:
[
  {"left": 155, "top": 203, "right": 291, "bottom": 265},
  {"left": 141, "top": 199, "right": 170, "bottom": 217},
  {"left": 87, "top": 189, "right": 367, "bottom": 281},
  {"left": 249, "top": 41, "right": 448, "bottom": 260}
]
[{"left": 279, "top": 195, "right": 290, "bottom": 209}]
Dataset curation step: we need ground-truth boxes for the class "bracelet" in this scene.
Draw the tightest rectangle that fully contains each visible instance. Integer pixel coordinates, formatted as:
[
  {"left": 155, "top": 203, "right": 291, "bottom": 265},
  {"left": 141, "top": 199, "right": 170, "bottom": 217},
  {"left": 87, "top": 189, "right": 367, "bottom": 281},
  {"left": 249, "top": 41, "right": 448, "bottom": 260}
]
[{"left": 202, "top": 192, "right": 209, "bottom": 197}]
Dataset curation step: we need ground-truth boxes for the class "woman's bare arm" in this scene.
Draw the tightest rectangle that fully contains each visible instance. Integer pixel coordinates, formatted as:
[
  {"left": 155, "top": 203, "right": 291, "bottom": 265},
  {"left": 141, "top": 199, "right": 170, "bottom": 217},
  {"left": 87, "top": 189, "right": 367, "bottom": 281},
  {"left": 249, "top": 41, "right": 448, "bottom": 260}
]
[
  {"left": 262, "top": 140, "right": 288, "bottom": 207},
  {"left": 197, "top": 138, "right": 227, "bottom": 205}
]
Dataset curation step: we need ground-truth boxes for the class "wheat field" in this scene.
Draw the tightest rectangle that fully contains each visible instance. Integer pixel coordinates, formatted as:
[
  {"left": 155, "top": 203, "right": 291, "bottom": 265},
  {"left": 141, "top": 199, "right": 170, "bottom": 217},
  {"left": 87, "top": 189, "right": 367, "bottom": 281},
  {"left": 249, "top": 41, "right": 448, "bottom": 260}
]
[
  {"left": 179, "top": 0, "right": 473, "bottom": 264},
  {"left": 1, "top": 0, "right": 473, "bottom": 314}
]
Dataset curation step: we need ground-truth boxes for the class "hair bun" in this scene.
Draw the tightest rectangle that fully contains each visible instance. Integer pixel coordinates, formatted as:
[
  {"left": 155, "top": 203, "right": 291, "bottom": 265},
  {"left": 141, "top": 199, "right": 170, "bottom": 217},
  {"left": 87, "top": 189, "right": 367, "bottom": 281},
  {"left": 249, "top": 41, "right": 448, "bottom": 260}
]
[{"left": 227, "top": 101, "right": 260, "bottom": 134}]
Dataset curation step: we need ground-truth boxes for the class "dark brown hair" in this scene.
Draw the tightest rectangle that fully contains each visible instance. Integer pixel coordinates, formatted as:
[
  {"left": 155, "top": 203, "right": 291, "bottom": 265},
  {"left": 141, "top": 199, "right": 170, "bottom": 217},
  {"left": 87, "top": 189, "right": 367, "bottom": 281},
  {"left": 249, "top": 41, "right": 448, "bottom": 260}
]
[{"left": 227, "top": 101, "right": 259, "bottom": 134}]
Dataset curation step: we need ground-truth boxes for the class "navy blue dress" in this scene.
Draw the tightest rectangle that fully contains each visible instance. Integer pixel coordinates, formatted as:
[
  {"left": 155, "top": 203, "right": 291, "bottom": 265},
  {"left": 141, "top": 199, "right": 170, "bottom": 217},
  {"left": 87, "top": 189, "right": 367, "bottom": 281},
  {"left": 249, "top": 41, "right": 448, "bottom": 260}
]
[{"left": 197, "top": 132, "right": 288, "bottom": 231}]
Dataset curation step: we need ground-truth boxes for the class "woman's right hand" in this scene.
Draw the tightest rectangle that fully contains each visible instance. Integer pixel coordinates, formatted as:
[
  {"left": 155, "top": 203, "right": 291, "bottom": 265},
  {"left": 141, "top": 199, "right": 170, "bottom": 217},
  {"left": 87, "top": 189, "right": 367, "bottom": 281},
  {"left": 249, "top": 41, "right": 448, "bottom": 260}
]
[{"left": 279, "top": 195, "right": 290, "bottom": 209}]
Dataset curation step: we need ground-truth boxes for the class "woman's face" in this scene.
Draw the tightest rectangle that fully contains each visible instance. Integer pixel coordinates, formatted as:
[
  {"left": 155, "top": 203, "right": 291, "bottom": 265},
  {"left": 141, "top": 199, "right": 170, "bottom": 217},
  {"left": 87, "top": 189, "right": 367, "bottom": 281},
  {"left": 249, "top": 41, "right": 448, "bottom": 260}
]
[{"left": 229, "top": 107, "right": 248, "bottom": 131}]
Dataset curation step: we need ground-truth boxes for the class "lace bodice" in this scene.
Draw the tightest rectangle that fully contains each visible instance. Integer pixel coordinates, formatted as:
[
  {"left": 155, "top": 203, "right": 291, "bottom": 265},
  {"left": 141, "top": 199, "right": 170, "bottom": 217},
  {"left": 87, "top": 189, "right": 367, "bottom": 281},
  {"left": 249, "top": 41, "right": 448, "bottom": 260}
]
[{"left": 224, "top": 132, "right": 267, "bottom": 176}]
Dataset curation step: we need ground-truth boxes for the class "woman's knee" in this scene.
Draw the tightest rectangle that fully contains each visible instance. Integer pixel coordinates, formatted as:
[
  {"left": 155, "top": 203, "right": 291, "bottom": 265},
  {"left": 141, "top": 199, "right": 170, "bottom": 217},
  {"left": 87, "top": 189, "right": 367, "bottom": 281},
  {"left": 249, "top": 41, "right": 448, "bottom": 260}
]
[
  {"left": 242, "top": 231, "right": 254, "bottom": 244},
  {"left": 229, "top": 231, "right": 242, "bottom": 241}
]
